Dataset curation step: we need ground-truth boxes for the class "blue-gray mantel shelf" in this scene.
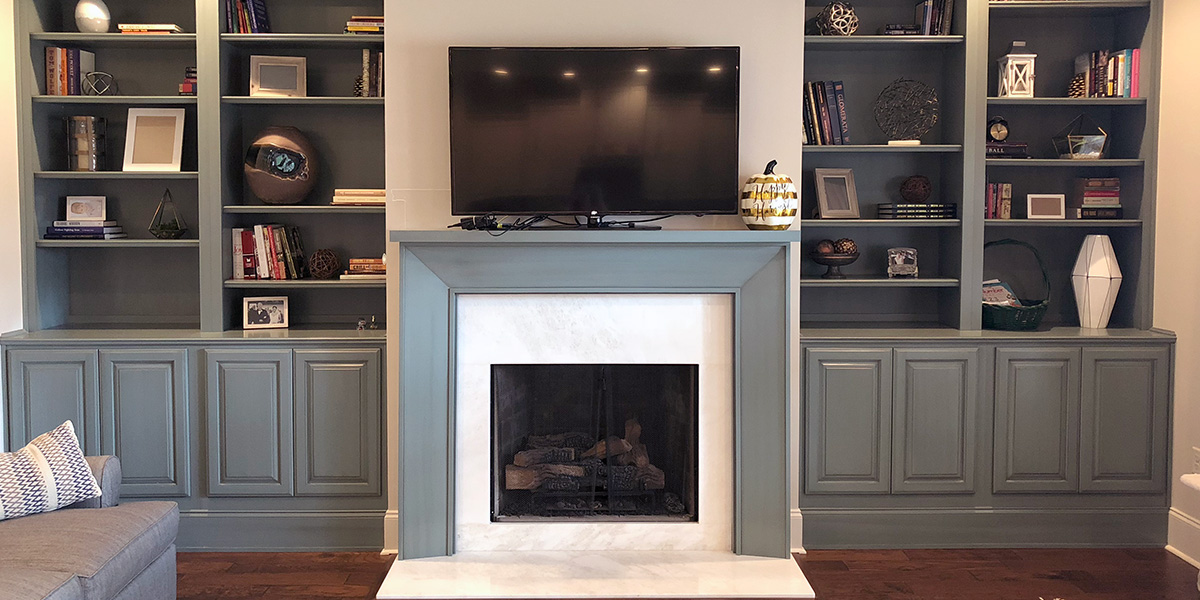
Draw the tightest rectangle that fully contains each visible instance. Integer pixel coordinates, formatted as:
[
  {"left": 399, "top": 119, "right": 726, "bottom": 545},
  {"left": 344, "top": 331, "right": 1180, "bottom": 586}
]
[{"left": 391, "top": 229, "right": 797, "bottom": 561}]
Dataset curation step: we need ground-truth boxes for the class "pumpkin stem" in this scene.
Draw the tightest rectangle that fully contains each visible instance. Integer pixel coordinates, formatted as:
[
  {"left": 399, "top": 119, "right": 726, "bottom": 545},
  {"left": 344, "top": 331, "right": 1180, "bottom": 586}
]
[{"left": 764, "top": 160, "right": 778, "bottom": 175}]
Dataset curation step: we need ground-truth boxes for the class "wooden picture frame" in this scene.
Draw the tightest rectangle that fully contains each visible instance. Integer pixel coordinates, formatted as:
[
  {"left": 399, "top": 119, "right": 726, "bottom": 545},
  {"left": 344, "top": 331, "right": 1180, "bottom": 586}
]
[
  {"left": 250, "top": 55, "right": 307, "bottom": 97},
  {"left": 814, "top": 168, "right": 860, "bottom": 219},
  {"left": 122, "top": 108, "right": 185, "bottom": 171},
  {"left": 243, "top": 296, "right": 289, "bottom": 330},
  {"left": 1026, "top": 193, "right": 1066, "bottom": 219}
]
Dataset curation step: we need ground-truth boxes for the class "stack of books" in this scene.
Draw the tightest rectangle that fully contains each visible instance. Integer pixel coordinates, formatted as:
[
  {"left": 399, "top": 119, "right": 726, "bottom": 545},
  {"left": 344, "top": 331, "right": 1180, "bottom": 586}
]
[
  {"left": 341, "top": 258, "right": 385, "bottom": 281},
  {"left": 117, "top": 24, "right": 184, "bottom": 34},
  {"left": 1071, "top": 177, "right": 1123, "bottom": 219},
  {"left": 179, "top": 66, "right": 197, "bottom": 96},
  {"left": 1074, "top": 49, "right": 1140, "bottom": 98},
  {"left": 345, "top": 16, "right": 383, "bottom": 35},
  {"left": 357, "top": 50, "right": 384, "bottom": 97},
  {"left": 231, "top": 225, "right": 307, "bottom": 280},
  {"left": 43, "top": 47, "right": 95, "bottom": 96},
  {"left": 45, "top": 220, "right": 125, "bottom": 240},
  {"left": 803, "top": 81, "right": 850, "bottom": 146},
  {"left": 225, "top": 0, "right": 271, "bottom": 33},
  {"left": 880, "top": 24, "right": 920, "bottom": 36},
  {"left": 985, "top": 182, "right": 1013, "bottom": 219},
  {"left": 332, "top": 189, "right": 385, "bottom": 206},
  {"left": 877, "top": 203, "right": 957, "bottom": 219},
  {"left": 913, "top": 0, "right": 955, "bottom": 36}
]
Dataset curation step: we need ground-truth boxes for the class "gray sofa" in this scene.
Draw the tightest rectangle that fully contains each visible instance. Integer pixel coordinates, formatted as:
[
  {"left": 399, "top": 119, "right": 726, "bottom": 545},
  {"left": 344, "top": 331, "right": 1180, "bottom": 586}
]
[{"left": 0, "top": 456, "right": 178, "bottom": 600}]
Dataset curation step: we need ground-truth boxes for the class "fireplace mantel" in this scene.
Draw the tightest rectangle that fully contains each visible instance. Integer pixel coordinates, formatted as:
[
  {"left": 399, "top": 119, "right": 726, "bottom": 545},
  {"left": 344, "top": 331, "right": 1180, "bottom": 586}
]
[{"left": 389, "top": 229, "right": 798, "bottom": 559}]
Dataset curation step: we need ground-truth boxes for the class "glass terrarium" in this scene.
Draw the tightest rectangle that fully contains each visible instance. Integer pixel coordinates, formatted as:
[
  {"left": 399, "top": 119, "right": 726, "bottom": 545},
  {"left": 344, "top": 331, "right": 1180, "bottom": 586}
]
[
  {"left": 148, "top": 189, "right": 188, "bottom": 239},
  {"left": 1053, "top": 114, "right": 1108, "bottom": 160}
]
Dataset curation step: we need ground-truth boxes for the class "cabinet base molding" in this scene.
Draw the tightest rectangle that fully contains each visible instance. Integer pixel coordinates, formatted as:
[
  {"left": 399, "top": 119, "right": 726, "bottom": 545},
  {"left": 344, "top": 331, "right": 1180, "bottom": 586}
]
[
  {"left": 801, "top": 507, "right": 1167, "bottom": 549},
  {"left": 176, "top": 509, "right": 386, "bottom": 551}
]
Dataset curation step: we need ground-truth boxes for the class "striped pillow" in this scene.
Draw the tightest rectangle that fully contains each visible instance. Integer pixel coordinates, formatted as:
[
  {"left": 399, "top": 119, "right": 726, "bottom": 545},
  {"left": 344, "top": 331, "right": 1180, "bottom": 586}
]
[{"left": 0, "top": 421, "right": 102, "bottom": 521}]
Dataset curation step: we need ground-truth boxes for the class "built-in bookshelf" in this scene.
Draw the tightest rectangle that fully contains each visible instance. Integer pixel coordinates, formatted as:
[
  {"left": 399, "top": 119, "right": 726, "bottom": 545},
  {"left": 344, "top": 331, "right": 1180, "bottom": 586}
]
[{"left": 15, "top": 0, "right": 385, "bottom": 332}]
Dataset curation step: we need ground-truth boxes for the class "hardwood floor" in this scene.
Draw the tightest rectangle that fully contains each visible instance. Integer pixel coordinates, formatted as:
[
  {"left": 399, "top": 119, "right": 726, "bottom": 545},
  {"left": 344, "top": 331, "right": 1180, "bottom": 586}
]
[{"left": 176, "top": 549, "right": 1198, "bottom": 600}]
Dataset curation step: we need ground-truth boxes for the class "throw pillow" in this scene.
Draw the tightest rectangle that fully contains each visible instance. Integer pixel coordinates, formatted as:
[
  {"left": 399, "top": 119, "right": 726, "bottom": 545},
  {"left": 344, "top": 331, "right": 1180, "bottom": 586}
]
[{"left": 0, "top": 421, "right": 102, "bottom": 521}]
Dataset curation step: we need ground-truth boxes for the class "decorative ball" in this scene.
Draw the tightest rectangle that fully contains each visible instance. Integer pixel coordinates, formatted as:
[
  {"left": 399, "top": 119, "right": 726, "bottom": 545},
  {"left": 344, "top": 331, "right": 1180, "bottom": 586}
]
[
  {"left": 82, "top": 72, "right": 116, "bottom": 96},
  {"left": 874, "top": 78, "right": 940, "bottom": 141},
  {"left": 75, "top": 0, "right": 111, "bottom": 33},
  {"left": 244, "top": 126, "right": 319, "bottom": 205},
  {"left": 833, "top": 238, "right": 858, "bottom": 255},
  {"left": 900, "top": 175, "right": 933, "bottom": 203},
  {"left": 308, "top": 248, "right": 341, "bottom": 280},
  {"left": 815, "top": 239, "right": 836, "bottom": 255},
  {"left": 817, "top": 2, "right": 859, "bottom": 36}
]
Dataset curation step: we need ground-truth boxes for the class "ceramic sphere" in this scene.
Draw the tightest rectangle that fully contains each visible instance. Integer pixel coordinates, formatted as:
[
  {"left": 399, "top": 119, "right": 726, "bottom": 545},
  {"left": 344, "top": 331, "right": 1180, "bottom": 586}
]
[
  {"left": 75, "top": 0, "right": 111, "bottom": 33},
  {"left": 244, "top": 126, "right": 319, "bottom": 205}
]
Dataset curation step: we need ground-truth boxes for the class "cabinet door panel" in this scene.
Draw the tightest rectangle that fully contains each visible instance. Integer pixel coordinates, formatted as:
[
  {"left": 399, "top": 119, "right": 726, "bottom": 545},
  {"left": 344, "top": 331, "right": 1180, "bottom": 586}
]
[
  {"left": 994, "top": 348, "right": 1081, "bottom": 493},
  {"left": 294, "top": 350, "right": 381, "bottom": 496},
  {"left": 99, "top": 350, "right": 190, "bottom": 497},
  {"left": 892, "top": 348, "right": 979, "bottom": 494},
  {"left": 805, "top": 348, "right": 892, "bottom": 494},
  {"left": 205, "top": 350, "right": 293, "bottom": 496},
  {"left": 1081, "top": 347, "right": 1169, "bottom": 493},
  {"left": 6, "top": 350, "right": 99, "bottom": 454}
]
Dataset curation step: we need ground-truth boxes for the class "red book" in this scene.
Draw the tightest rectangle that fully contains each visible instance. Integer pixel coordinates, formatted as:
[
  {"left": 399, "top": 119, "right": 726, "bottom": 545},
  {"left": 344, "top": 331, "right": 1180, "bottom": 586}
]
[{"left": 240, "top": 230, "right": 258, "bottom": 279}]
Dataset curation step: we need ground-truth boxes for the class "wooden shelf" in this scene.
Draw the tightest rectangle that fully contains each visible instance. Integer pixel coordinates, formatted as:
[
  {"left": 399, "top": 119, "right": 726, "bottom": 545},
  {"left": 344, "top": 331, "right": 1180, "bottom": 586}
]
[
  {"left": 33, "top": 95, "right": 197, "bottom": 105},
  {"left": 986, "top": 219, "right": 1142, "bottom": 227},
  {"left": 987, "top": 96, "right": 1147, "bottom": 106},
  {"left": 30, "top": 32, "right": 196, "bottom": 47},
  {"left": 224, "top": 279, "right": 386, "bottom": 289},
  {"left": 34, "top": 171, "right": 200, "bottom": 180},
  {"left": 37, "top": 239, "right": 200, "bottom": 248},
  {"left": 220, "top": 33, "right": 383, "bottom": 46},
  {"left": 986, "top": 158, "right": 1145, "bottom": 167},
  {"left": 800, "top": 219, "right": 961, "bottom": 228},
  {"left": 804, "top": 35, "right": 964, "bottom": 48},
  {"left": 800, "top": 276, "right": 960, "bottom": 288},
  {"left": 222, "top": 96, "right": 383, "bottom": 106},
  {"left": 805, "top": 144, "right": 963, "bottom": 154},
  {"left": 989, "top": 0, "right": 1150, "bottom": 17},
  {"left": 224, "top": 205, "right": 385, "bottom": 214}
]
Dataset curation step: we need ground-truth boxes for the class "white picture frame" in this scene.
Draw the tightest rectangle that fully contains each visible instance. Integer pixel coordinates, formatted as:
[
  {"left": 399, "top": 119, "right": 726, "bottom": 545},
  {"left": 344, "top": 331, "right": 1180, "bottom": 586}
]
[
  {"left": 122, "top": 108, "right": 185, "bottom": 172},
  {"left": 64, "top": 195, "right": 106, "bottom": 221},
  {"left": 814, "top": 168, "right": 861, "bottom": 219},
  {"left": 1026, "top": 193, "right": 1066, "bottom": 219},
  {"left": 243, "top": 296, "right": 289, "bottom": 330},
  {"left": 250, "top": 55, "right": 307, "bottom": 97}
]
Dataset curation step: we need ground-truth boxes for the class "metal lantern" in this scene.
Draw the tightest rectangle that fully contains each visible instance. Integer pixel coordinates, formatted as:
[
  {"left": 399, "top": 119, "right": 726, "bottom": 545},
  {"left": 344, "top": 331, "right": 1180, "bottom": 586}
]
[{"left": 998, "top": 43, "right": 1036, "bottom": 98}]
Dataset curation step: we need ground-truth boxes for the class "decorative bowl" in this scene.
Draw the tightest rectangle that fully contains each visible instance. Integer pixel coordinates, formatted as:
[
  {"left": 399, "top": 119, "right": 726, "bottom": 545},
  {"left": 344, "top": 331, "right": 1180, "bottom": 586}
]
[{"left": 810, "top": 252, "right": 859, "bottom": 279}]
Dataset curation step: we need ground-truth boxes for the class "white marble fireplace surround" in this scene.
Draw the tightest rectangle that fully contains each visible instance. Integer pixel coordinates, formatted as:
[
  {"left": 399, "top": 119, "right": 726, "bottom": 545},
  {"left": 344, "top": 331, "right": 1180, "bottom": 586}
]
[{"left": 455, "top": 294, "right": 734, "bottom": 552}]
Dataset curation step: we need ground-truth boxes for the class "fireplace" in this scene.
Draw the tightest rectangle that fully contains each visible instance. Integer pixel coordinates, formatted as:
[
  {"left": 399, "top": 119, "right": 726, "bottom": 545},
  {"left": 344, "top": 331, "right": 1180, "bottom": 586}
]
[{"left": 492, "top": 364, "right": 698, "bottom": 522}]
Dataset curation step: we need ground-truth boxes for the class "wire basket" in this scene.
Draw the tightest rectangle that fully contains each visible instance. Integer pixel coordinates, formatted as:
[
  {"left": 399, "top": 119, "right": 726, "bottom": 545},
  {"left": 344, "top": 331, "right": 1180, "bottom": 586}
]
[{"left": 982, "top": 239, "right": 1050, "bottom": 331}]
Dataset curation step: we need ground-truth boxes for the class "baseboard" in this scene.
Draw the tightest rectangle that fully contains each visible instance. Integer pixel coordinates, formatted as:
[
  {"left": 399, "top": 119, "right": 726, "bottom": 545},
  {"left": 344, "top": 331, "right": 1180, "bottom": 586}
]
[
  {"left": 177, "top": 509, "right": 386, "bottom": 552},
  {"left": 1168, "top": 508, "right": 1200, "bottom": 567},
  {"left": 790, "top": 508, "right": 805, "bottom": 554},
  {"left": 801, "top": 507, "right": 1168, "bottom": 549},
  {"left": 383, "top": 509, "right": 400, "bottom": 555}
]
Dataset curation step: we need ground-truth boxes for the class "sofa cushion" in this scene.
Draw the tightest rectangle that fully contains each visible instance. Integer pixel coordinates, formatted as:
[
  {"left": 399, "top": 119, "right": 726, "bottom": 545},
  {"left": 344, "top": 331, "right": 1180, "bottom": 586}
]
[
  {"left": 0, "top": 421, "right": 102, "bottom": 521},
  {"left": 0, "top": 568, "right": 82, "bottom": 600},
  {"left": 0, "top": 501, "right": 178, "bottom": 600}
]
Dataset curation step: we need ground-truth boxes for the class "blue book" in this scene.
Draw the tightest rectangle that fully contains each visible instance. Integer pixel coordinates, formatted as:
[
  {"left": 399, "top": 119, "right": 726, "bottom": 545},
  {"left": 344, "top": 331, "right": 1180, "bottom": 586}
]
[
  {"left": 43, "top": 232, "right": 128, "bottom": 240},
  {"left": 47, "top": 226, "right": 123, "bottom": 234},
  {"left": 823, "top": 81, "right": 842, "bottom": 145},
  {"left": 251, "top": 0, "right": 271, "bottom": 33},
  {"left": 833, "top": 81, "right": 850, "bottom": 145}
]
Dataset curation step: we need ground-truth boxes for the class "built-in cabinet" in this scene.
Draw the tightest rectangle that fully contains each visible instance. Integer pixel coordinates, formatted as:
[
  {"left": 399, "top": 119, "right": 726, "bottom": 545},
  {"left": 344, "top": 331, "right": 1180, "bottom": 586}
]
[{"left": 100, "top": 350, "right": 190, "bottom": 497}]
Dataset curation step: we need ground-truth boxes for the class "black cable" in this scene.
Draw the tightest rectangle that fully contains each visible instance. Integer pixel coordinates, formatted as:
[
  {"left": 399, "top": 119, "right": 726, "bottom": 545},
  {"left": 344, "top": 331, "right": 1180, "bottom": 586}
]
[{"left": 603, "top": 215, "right": 674, "bottom": 226}]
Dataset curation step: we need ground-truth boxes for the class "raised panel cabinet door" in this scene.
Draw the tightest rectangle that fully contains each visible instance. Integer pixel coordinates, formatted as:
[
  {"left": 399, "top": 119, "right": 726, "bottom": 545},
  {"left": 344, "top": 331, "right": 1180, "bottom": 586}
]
[
  {"left": 1081, "top": 346, "right": 1170, "bottom": 493},
  {"left": 99, "top": 350, "right": 190, "bottom": 498},
  {"left": 892, "top": 348, "right": 979, "bottom": 494},
  {"left": 294, "top": 349, "right": 382, "bottom": 496},
  {"left": 805, "top": 348, "right": 893, "bottom": 494},
  {"left": 205, "top": 349, "right": 294, "bottom": 496},
  {"left": 6, "top": 349, "right": 99, "bottom": 454},
  {"left": 993, "top": 347, "right": 1081, "bottom": 493}
]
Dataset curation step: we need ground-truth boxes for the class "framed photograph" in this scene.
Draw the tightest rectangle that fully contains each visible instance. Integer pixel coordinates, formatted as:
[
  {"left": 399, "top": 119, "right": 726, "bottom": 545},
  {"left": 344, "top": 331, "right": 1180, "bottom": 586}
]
[
  {"left": 243, "top": 296, "right": 289, "bottom": 330},
  {"left": 64, "top": 195, "right": 106, "bottom": 221},
  {"left": 250, "top": 55, "right": 307, "bottom": 97},
  {"left": 1026, "top": 193, "right": 1066, "bottom": 219},
  {"left": 814, "top": 168, "right": 861, "bottom": 219},
  {"left": 122, "top": 108, "right": 185, "bottom": 172}
]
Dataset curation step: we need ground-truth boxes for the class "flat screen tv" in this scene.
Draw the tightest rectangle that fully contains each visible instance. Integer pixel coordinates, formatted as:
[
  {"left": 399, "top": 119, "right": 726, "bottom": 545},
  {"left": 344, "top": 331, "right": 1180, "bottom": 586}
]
[{"left": 449, "top": 46, "right": 739, "bottom": 216}]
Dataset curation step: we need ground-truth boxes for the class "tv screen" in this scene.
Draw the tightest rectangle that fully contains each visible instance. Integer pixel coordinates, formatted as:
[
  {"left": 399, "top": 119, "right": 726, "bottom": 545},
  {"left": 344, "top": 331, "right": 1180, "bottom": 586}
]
[{"left": 450, "top": 47, "right": 739, "bottom": 216}]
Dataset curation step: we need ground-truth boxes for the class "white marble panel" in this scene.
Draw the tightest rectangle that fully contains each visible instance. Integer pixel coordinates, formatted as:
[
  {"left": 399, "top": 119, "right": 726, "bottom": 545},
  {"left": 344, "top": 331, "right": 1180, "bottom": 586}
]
[{"left": 455, "top": 294, "right": 734, "bottom": 552}]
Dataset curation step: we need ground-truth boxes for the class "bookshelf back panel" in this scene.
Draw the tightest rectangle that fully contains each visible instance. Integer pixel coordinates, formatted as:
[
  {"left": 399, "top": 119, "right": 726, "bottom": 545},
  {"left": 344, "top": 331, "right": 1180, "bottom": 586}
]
[
  {"left": 985, "top": 164, "right": 1143, "bottom": 219},
  {"left": 801, "top": 227, "right": 955, "bottom": 280},
  {"left": 31, "top": 103, "right": 199, "bottom": 171},
  {"left": 228, "top": 213, "right": 386, "bottom": 268},
  {"left": 800, "top": 287, "right": 957, "bottom": 327},
  {"left": 32, "top": 0, "right": 197, "bottom": 33},
  {"left": 222, "top": 46, "right": 381, "bottom": 97},
  {"left": 35, "top": 179, "right": 200, "bottom": 240},
  {"left": 60, "top": 246, "right": 200, "bottom": 326},
  {"left": 224, "top": 0, "right": 382, "bottom": 34},
  {"left": 227, "top": 288, "right": 385, "bottom": 329},
  {"left": 802, "top": 153, "right": 960, "bottom": 217}
]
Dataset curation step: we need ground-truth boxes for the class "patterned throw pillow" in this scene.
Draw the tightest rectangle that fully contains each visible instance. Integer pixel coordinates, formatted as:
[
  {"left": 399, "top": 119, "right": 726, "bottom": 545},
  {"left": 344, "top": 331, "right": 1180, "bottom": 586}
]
[{"left": 0, "top": 421, "right": 102, "bottom": 521}]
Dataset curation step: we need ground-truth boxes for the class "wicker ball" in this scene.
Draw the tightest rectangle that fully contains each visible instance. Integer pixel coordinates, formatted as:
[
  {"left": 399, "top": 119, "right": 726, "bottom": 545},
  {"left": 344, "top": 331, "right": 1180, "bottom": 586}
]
[
  {"left": 833, "top": 238, "right": 858, "bottom": 254},
  {"left": 308, "top": 248, "right": 341, "bottom": 280},
  {"left": 900, "top": 175, "right": 933, "bottom": 203},
  {"left": 817, "top": 2, "right": 859, "bottom": 36}
]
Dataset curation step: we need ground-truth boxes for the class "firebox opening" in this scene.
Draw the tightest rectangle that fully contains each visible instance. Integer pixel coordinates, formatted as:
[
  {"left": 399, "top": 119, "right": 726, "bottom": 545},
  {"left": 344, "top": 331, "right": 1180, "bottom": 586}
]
[{"left": 491, "top": 364, "right": 699, "bottom": 522}]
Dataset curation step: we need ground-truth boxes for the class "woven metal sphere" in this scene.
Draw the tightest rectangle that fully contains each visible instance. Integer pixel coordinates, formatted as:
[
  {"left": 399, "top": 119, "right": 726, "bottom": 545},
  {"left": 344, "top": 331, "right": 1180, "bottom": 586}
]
[
  {"left": 818, "top": 2, "right": 859, "bottom": 36},
  {"left": 308, "top": 248, "right": 341, "bottom": 280},
  {"left": 900, "top": 175, "right": 933, "bottom": 203},
  {"left": 874, "top": 78, "right": 940, "bottom": 141}
]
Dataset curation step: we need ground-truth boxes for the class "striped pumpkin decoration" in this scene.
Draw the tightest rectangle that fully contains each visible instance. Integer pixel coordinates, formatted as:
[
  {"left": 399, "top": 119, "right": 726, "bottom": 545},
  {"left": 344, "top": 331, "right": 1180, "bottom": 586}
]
[{"left": 741, "top": 160, "right": 798, "bottom": 231}]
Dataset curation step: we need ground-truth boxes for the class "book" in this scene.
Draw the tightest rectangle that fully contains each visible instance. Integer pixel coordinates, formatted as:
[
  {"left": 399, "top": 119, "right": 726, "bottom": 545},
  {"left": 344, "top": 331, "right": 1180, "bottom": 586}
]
[
  {"left": 1132, "top": 48, "right": 1141, "bottom": 97},
  {"left": 339, "top": 273, "right": 386, "bottom": 280},
  {"left": 805, "top": 83, "right": 823, "bottom": 145},
  {"left": 1073, "top": 207, "right": 1123, "bottom": 219},
  {"left": 822, "top": 81, "right": 841, "bottom": 146},
  {"left": 983, "top": 279, "right": 1021, "bottom": 307},
  {"left": 279, "top": 225, "right": 298, "bottom": 279},
  {"left": 331, "top": 196, "right": 386, "bottom": 205},
  {"left": 118, "top": 24, "right": 184, "bottom": 33},
  {"left": 986, "top": 182, "right": 995, "bottom": 219},
  {"left": 43, "top": 232, "right": 128, "bottom": 240},
  {"left": 268, "top": 225, "right": 287, "bottom": 279},
  {"left": 253, "top": 0, "right": 272, "bottom": 33},
  {"left": 53, "top": 220, "right": 116, "bottom": 227},
  {"left": 253, "top": 224, "right": 271, "bottom": 279},
  {"left": 241, "top": 229, "right": 258, "bottom": 279},
  {"left": 815, "top": 82, "right": 834, "bottom": 146},
  {"left": 45, "top": 47, "right": 58, "bottom": 95},
  {"left": 46, "top": 226, "right": 122, "bottom": 234},
  {"left": 232, "top": 228, "right": 245, "bottom": 280},
  {"left": 999, "top": 183, "right": 1012, "bottom": 219},
  {"left": 284, "top": 226, "right": 307, "bottom": 278},
  {"left": 833, "top": 81, "right": 850, "bottom": 145},
  {"left": 225, "top": 0, "right": 235, "bottom": 33},
  {"left": 940, "top": 0, "right": 954, "bottom": 35}
]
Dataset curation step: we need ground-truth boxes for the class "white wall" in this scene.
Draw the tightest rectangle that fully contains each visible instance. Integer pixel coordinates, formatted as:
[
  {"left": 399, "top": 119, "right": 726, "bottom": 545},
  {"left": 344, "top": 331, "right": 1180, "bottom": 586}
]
[
  {"left": 0, "top": 0, "right": 21, "bottom": 451},
  {"left": 1158, "top": 0, "right": 1200, "bottom": 565}
]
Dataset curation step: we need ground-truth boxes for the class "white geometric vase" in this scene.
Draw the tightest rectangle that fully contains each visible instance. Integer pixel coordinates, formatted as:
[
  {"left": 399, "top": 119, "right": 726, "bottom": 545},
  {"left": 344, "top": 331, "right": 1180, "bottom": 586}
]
[{"left": 1071, "top": 234, "right": 1122, "bottom": 328}]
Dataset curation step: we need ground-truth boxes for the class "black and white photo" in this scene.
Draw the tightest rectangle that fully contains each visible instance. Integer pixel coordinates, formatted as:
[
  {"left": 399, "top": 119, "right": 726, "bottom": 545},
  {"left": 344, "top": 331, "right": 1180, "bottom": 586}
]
[{"left": 243, "top": 296, "right": 289, "bottom": 329}]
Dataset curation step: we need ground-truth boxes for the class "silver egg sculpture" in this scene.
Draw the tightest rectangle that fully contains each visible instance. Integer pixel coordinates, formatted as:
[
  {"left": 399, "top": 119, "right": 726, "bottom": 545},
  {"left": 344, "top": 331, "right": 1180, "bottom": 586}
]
[{"left": 75, "top": 0, "right": 111, "bottom": 33}]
